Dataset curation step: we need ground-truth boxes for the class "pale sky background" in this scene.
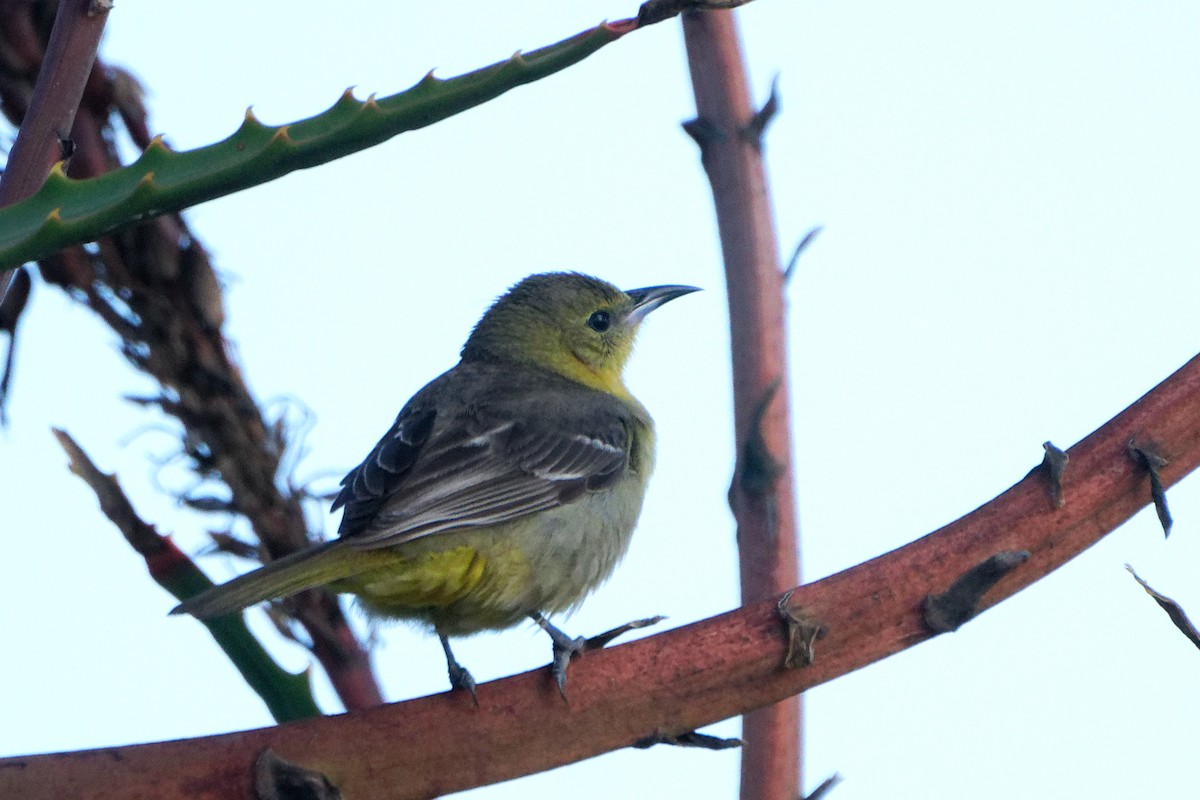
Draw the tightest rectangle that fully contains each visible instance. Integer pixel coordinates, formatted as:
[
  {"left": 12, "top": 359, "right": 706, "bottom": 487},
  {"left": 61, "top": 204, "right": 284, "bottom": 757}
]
[{"left": 3, "top": 2, "right": 1200, "bottom": 798}]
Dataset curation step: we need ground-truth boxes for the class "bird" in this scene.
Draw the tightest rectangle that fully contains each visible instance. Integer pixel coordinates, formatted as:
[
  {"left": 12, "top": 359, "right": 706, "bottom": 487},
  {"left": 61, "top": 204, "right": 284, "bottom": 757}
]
[{"left": 173, "top": 271, "right": 698, "bottom": 700}]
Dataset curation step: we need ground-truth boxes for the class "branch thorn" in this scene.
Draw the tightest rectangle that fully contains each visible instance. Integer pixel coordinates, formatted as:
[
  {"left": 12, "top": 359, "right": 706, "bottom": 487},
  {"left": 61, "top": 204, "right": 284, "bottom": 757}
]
[
  {"left": 1039, "top": 440, "right": 1069, "bottom": 508},
  {"left": 632, "top": 729, "right": 744, "bottom": 750},
  {"left": 782, "top": 225, "right": 822, "bottom": 284},
  {"left": 1128, "top": 438, "right": 1172, "bottom": 537},
  {"left": 922, "top": 550, "right": 1030, "bottom": 633},
  {"left": 741, "top": 74, "right": 780, "bottom": 150},
  {"left": 777, "top": 589, "right": 826, "bottom": 668},
  {"left": 255, "top": 749, "right": 342, "bottom": 800}
]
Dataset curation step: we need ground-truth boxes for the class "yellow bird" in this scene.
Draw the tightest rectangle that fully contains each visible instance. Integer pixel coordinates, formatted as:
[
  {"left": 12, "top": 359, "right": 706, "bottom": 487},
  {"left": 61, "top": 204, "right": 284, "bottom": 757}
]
[{"left": 174, "top": 272, "right": 697, "bottom": 698}]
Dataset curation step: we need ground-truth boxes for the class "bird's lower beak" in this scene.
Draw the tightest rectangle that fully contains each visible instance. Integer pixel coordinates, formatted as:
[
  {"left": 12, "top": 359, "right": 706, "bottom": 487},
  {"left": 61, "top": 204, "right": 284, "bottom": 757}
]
[{"left": 624, "top": 284, "right": 701, "bottom": 326}]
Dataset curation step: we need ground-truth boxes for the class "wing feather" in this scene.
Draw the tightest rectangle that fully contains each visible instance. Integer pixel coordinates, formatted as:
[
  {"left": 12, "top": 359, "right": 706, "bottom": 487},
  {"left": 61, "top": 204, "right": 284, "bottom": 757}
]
[
  {"left": 344, "top": 411, "right": 629, "bottom": 550},
  {"left": 331, "top": 406, "right": 437, "bottom": 535},
  {"left": 330, "top": 364, "right": 635, "bottom": 550}
]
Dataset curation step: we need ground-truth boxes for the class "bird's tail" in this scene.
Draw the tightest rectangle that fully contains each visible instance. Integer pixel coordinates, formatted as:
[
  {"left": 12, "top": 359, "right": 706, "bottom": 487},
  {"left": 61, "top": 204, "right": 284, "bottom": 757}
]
[{"left": 171, "top": 540, "right": 354, "bottom": 619}]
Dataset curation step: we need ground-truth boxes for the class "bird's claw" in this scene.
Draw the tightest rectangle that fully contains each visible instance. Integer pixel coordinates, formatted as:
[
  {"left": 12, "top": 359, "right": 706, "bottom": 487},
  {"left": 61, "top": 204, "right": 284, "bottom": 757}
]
[
  {"left": 440, "top": 632, "right": 479, "bottom": 706},
  {"left": 447, "top": 661, "right": 479, "bottom": 706},
  {"left": 549, "top": 634, "right": 586, "bottom": 700},
  {"left": 532, "top": 612, "right": 665, "bottom": 700}
]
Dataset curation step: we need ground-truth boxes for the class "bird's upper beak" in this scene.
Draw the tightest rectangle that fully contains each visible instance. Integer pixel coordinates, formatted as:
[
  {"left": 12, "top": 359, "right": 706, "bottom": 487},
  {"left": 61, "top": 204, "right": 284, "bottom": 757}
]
[{"left": 623, "top": 284, "right": 701, "bottom": 326}]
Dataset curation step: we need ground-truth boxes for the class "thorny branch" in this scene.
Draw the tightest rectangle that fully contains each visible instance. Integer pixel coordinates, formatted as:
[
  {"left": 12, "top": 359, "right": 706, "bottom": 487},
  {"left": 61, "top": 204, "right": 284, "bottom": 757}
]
[
  {"left": 8, "top": 336, "right": 1200, "bottom": 796},
  {"left": 682, "top": 8, "right": 799, "bottom": 800}
]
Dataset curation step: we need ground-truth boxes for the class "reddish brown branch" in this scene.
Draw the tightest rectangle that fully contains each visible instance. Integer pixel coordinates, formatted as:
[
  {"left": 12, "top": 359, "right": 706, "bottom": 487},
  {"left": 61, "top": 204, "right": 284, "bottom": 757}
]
[
  {"left": 681, "top": 8, "right": 799, "bottom": 799},
  {"left": 6, "top": 345, "right": 1200, "bottom": 799}
]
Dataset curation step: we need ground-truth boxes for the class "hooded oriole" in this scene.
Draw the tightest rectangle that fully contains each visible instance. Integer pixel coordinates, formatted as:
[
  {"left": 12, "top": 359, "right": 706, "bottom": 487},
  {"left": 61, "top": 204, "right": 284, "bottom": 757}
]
[{"left": 174, "top": 272, "right": 697, "bottom": 699}]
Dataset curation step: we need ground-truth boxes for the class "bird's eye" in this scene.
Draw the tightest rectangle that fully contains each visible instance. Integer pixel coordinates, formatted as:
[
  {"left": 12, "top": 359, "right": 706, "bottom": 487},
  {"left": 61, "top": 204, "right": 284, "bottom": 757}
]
[{"left": 587, "top": 310, "right": 612, "bottom": 332}]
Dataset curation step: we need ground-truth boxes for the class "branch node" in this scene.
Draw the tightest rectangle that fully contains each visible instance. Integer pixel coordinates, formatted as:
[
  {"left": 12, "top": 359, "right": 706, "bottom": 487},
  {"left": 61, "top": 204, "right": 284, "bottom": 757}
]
[
  {"left": 681, "top": 116, "right": 727, "bottom": 152},
  {"left": 777, "top": 589, "right": 827, "bottom": 668},
  {"left": 804, "top": 774, "right": 845, "bottom": 800},
  {"left": 55, "top": 131, "right": 76, "bottom": 164},
  {"left": 632, "top": 729, "right": 744, "bottom": 750},
  {"left": 735, "top": 379, "right": 783, "bottom": 496},
  {"left": 922, "top": 550, "right": 1030, "bottom": 633},
  {"left": 637, "top": 0, "right": 754, "bottom": 27},
  {"left": 1039, "top": 440, "right": 1069, "bottom": 508},
  {"left": 782, "top": 225, "right": 822, "bottom": 284},
  {"left": 255, "top": 749, "right": 342, "bottom": 800},
  {"left": 740, "top": 74, "right": 780, "bottom": 150},
  {"left": 1128, "top": 438, "right": 1172, "bottom": 537}
]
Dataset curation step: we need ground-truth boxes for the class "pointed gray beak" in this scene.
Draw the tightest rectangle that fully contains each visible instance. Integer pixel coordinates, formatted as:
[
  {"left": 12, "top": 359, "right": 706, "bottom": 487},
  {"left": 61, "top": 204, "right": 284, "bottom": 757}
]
[{"left": 624, "top": 284, "right": 701, "bottom": 326}]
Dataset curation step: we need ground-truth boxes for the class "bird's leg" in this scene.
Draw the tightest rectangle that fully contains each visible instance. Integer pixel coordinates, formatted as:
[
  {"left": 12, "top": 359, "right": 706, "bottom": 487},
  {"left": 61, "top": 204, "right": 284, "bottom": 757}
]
[
  {"left": 530, "top": 612, "right": 665, "bottom": 700},
  {"left": 438, "top": 630, "right": 478, "bottom": 706}
]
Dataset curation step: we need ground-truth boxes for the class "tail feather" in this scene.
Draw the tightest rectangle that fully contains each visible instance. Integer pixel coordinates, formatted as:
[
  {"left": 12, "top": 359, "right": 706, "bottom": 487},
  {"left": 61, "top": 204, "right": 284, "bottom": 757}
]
[{"left": 172, "top": 540, "right": 353, "bottom": 619}]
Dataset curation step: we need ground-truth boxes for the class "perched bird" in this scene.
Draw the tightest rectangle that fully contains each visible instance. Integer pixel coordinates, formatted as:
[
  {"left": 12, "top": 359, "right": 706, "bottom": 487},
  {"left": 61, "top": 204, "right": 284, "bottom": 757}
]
[{"left": 174, "top": 272, "right": 697, "bottom": 699}]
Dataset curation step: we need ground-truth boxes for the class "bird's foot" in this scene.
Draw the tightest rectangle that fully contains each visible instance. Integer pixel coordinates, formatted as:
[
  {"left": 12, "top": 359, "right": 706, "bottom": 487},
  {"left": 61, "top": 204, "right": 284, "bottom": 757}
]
[
  {"left": 531, "top": 613, "right": 585, "bottom": 700},
  {"left": 447, "top": 660, "right": 479, "bottom": 706},
  {"left": 531, "top": 612, "right": 665, "bottom": 700},
  {"left": 439, "top": 632, "right": 479, "bottom": 707}
]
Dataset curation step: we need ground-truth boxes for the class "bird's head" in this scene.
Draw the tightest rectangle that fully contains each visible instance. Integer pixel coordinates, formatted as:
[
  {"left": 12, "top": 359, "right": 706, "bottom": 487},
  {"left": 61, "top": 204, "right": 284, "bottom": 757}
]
[{"left": 461, "top": 272, "right": 699, "bottom": 395}]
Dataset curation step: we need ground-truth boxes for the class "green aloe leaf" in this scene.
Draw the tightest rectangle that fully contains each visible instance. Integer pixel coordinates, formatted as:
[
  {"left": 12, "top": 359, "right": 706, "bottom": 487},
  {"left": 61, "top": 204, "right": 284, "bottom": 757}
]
[{"left": 0, "top": 20, "right": 634, "bottom": 270}]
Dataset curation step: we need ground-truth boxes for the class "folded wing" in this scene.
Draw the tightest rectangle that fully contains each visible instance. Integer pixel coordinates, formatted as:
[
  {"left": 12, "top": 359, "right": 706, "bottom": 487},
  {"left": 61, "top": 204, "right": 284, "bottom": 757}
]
[{"left": 333, "top": 399, "right": 629, "bottom": 550}]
